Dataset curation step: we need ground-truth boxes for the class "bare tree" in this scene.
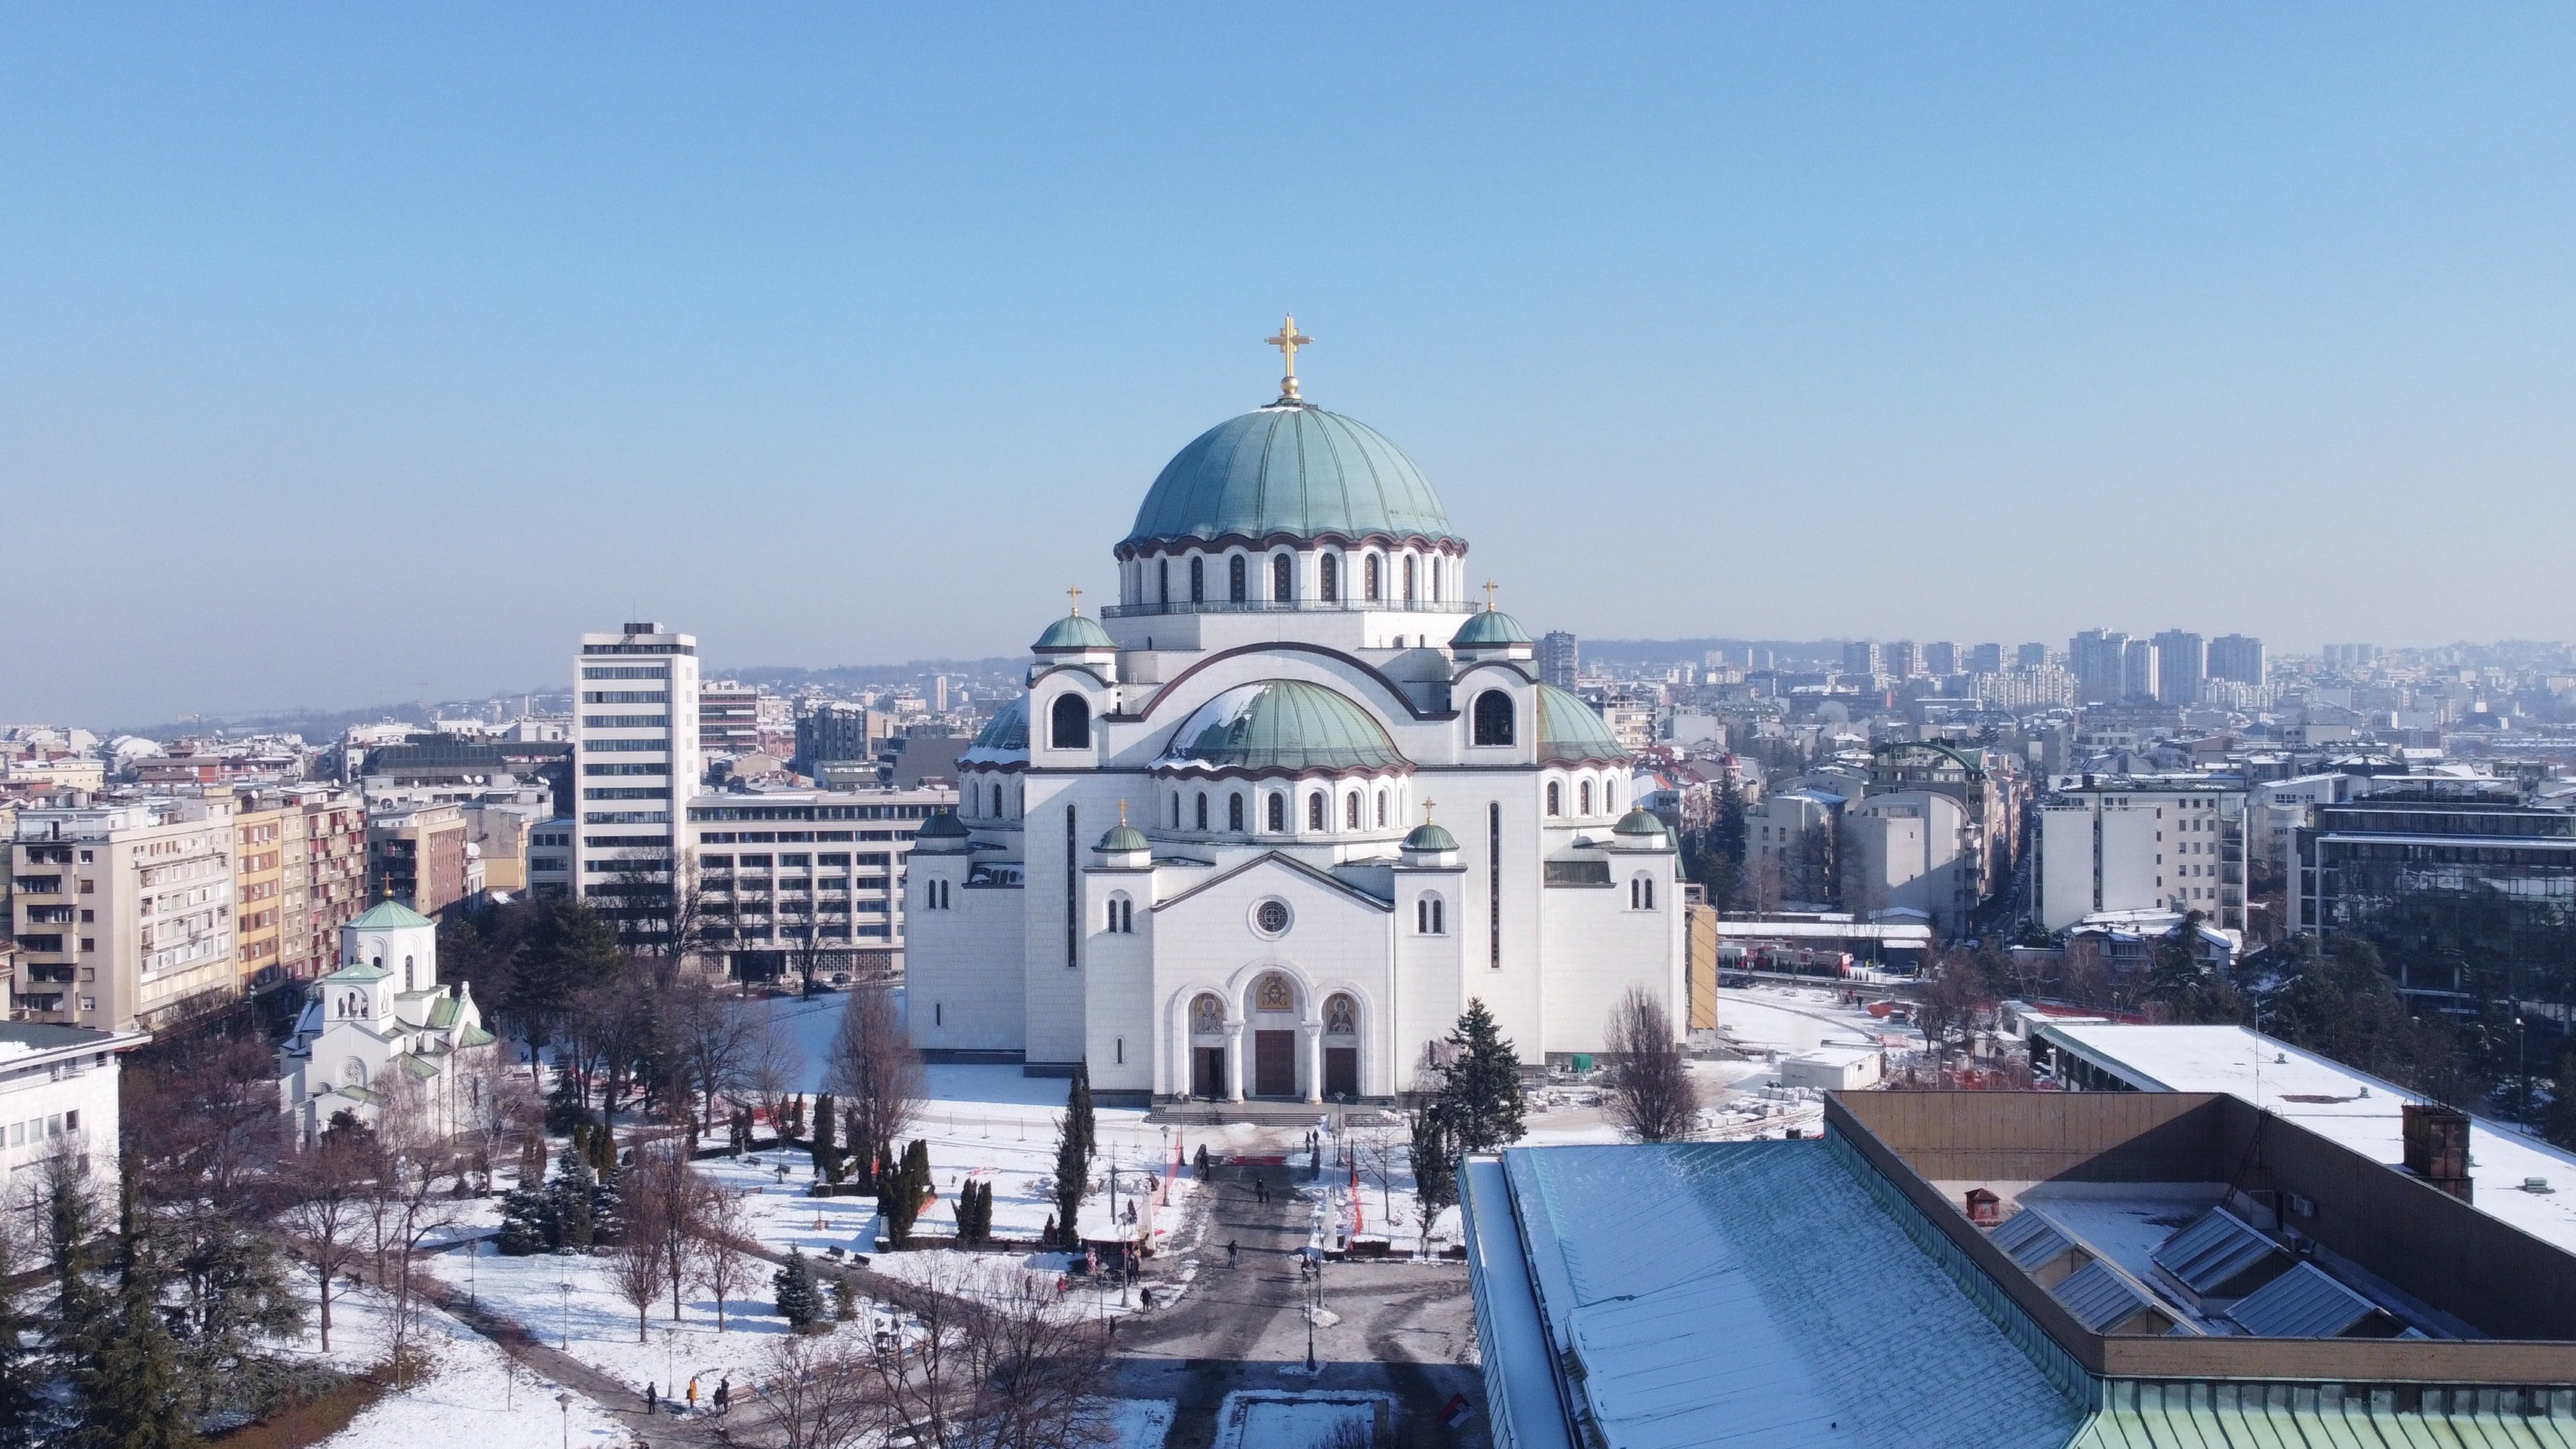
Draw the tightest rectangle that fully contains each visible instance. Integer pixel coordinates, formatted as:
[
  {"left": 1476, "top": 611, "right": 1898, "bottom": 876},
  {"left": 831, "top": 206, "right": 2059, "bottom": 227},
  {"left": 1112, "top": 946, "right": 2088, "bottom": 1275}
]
[
  {"left": 363, "top": 1071, "right": 466, "bottom": 1378},
  {"left": 826, "top": 983, "right": 925, "bottom": 1164},
  {"left": 749, "top": 1332, "right": 892, "bottom": 1449},
  {"left": 1356, "top": 1115, "right": 1402, "bottom": 1225},
  {"left": 466, "top": 1050, "right": 543, "bottom": 1195},
  {"left": 1603, "top": 989, "right": 1698, "bottom": 1143},
  {"left": 625, "top": 1143, "right": 714, "bottom": 1321},
  {"left": 275, "top": 1129, "right": 373, "bottom": 1354},
  {"left": 675, "top": 975, "right": 757, "bottom": 1141},
  {"left": 605, "top": 1229, "right": 667, "bottom": 1342},
  {"left": 860, "top": 1258, "right": 1115, "bottom": 1449},
  {"left": 694, "top": 1185, "right": 758, "bottom": 1331},
  {"left": 744, "top": 1004, "right": 810, "bottom": 1146}
]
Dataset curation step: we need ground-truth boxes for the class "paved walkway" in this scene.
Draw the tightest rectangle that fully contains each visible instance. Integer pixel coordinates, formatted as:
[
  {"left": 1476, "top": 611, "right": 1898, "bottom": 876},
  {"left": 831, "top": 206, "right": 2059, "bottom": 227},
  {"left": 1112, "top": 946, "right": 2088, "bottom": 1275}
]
[{"left": 412, "top": 1272, "right": 756, "bottom": 1449}]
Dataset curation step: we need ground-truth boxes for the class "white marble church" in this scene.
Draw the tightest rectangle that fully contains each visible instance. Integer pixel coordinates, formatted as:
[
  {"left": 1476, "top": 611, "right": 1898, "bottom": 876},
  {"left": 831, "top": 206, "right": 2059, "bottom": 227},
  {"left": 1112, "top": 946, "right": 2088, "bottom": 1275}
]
[
  {"left": 905, "top": 325, "right": 1684, "bottom": 1104},
  {"left": 276, "top": 897, "right": 500, "bottom": 1140}
]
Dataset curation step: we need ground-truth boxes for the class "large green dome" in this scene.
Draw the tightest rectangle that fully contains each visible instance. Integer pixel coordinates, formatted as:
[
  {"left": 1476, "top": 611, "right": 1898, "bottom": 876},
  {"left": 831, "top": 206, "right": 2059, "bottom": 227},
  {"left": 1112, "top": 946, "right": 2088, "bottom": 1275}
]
[
  {"left": 1122, "top": 404, "right": 1460, "bottom": 553},
  {"left": 1537, "top": 683, "right": 1630, "bottom": 764},
  {"left": 1155, "top": 679, "right": 1410, "bottom": 776}
]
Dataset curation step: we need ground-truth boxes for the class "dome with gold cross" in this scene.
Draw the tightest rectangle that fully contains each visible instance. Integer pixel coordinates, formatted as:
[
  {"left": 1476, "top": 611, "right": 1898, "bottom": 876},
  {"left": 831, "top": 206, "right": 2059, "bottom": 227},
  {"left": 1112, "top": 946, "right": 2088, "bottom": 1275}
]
[{"left": 1118, "top": 317, "right": 1461, "bottom": 557}]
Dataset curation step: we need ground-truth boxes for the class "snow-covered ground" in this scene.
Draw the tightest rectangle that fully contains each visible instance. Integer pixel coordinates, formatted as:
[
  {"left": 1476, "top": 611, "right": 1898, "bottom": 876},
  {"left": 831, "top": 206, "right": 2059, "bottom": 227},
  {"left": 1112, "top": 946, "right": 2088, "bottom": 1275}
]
[
  {"left": 424, "top": 1235, "right": 800, "bottom": 1397},
  {"left": 1211, "top": 1390, "right": 1391, "bottom": 1449},
  {"left": 1715, "top": 982, "right": 1918, "bottom": 1057},
  {"left": 266, "top": 1270, "right": 629, "bottom": 1449}
]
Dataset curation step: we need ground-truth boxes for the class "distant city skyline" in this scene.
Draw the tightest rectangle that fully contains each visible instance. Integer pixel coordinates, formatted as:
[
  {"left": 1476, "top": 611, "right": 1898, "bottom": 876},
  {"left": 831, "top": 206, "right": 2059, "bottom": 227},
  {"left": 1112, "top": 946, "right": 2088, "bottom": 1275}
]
[{"left": 8, "top": 8, "right": 2575, "bottom": 722}]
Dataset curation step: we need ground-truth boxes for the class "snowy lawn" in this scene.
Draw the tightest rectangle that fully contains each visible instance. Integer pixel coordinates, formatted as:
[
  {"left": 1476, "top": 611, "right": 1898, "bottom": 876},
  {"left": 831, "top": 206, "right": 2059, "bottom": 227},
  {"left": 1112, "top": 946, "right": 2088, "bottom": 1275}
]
[
  {"left": 263, "top": 1269, "right": 630, "bottom": 1449},
  {"left": 1211, "top": 1390, "right": 1390, "bottom": 1449}
]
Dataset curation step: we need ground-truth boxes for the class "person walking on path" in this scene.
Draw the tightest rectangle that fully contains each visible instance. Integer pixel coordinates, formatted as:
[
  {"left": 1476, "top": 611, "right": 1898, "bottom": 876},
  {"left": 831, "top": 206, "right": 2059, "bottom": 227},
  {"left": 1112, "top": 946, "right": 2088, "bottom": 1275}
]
[
  {"left": 645, "top": 1383, "right": 657, "bottom": 1415},
  {"left": 688, "top": 1377, "right": 700, "bottom": 1414},
  {"left": 715, "top": 1378, "right": 731, "bottom": 1414},
  {"left": 1227, "top": 1240, "right": 1239, "bottom": 1269}
]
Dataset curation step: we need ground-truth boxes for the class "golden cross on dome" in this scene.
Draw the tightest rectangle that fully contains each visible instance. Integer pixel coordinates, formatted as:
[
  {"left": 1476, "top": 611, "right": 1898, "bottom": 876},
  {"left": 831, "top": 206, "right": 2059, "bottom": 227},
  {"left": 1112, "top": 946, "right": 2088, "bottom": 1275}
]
[
  {"left": 1482, "top": 580, "right": 1500, "bottom": 611},
  {"left": 1119, "top": 800, "right": 1128, "bottom": 825},
  {"left": 1066, "top": 584, "right": 1082, "bottom": 617},
  {"left": 1422, "top": 798, "right": 1436, "bottom": 822},
  {"left": 1265, "top": 315, "right": 1313, "bottom": 401}
]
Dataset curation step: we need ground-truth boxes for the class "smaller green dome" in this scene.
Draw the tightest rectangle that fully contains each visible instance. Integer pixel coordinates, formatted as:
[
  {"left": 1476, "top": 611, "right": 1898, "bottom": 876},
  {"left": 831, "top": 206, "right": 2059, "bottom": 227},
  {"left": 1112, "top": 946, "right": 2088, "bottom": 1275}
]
[
  {"left": 1034, "top": 612, "right": 1116, "bottom": 652},
  {"left": 1614, "top": 806, "right": 1669, "bottom": 839},
  {"left": 1451, "top": 608, "right": 1532, "bottom": 648},
  {"left": 1402, "top": 820, "right": 1458, "bottom": 853},
  {"left": 1097, "top": 823, "right": 1150, "bottom": 854},
  {"left": 918, "top": 811, "right": 971, "bottom": 839},
  {"left": 349, "top": 898, "right": 434, "bottom": 931},
  {"left": 965, "top": 697, "right": 1029, "bottom": 758}
]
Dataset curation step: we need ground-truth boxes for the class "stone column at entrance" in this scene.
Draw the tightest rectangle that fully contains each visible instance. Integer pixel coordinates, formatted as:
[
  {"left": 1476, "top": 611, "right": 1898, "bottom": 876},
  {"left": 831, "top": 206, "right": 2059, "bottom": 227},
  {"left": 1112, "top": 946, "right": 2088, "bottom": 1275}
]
[
  {"left": 1225, "top": 1023, "right": 1246, "bottom": 1103},
  {"left": 1300, "top": 1022, "right": 1323, "bottom": 1105}
]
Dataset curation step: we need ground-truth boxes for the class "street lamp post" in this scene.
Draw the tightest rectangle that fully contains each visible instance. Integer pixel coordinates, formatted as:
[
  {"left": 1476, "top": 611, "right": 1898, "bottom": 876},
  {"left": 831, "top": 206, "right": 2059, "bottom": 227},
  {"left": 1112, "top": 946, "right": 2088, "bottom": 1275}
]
[
  {"left": 556, "top": 1391, "right": 573, "bottom": 1449},
  {"left": 557, "top": 1281, "right": 573, "bottom": 1350}
]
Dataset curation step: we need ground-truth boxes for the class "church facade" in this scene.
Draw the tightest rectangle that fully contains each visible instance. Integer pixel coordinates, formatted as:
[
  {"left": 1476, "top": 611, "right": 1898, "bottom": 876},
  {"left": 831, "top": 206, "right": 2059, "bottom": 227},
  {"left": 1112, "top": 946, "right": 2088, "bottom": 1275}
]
[
  {"left": 905, "top": 337, "right": 1683, "bottom": 1103},
  {"left": 276, "top": 897, "right": 500, "bottom": 1141}
]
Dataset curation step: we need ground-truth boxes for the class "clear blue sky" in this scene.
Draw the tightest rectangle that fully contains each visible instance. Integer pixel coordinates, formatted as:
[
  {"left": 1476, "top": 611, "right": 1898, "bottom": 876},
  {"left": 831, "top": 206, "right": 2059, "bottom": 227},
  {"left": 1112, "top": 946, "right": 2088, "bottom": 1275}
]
[{"left": 7, "top": 6, "right": 2574, "bottom": 724}]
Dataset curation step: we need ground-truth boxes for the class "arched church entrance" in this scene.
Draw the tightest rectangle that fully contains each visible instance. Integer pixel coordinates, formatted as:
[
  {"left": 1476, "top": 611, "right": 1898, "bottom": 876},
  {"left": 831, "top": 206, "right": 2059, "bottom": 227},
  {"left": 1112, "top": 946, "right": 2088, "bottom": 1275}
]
[
  {"left": 1248, "top": 971, "right": 1300, "bottom": 1099},
  {"left": 1186, "top": 992, "right": 1227, "bottom": 1100},
  {"left": 1322, "top": 992, "right": 1360, "bottom": 1100}
]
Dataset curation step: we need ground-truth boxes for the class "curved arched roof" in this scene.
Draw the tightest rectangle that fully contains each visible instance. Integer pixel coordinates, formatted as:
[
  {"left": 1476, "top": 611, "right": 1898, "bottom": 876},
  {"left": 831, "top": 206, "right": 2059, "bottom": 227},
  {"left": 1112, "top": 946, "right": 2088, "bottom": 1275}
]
[
  {"left": 1123, "top": 405, "right": 1461, "bottom": 553},
  {"left": 1155, "top": 679, "right": 1411, "bottom": 776},
  {"left": 1537, "top": 683, "right": 1630, "bottom": 765}
]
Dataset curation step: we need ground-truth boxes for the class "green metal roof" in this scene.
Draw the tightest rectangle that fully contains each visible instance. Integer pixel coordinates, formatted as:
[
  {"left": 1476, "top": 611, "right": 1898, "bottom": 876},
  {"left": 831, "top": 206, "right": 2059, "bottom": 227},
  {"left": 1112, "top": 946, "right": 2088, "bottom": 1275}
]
[
  {"left": 1124, "top": 404, "right": 1460, "bottom": 551},
  {"left": 1537, "top": 683, "right": 1630, "bottom": 764},
  {"left": 2069, "top": 1381, "right": 2576, "bottom": 1448},
  {"left": 917, "top": 811, "right": 971, "bottom": 839},
  {"left": 1452, "top": 608, "right": 1534, "bottom": 648},
  {"left": 1097, "top": 823, "right": 1150, "bottom": 853},
  {"left": 349, "top": 898, "right": 434, "bottom": 931},
  {"left": 322, "top": 960, "right": 391, "bottom": 983},
  {"left": 963, "top": 697, "right": 1029, "bottom": 762},
  {"left": 1033, "top": 612, "right": 1116, "bottom": 652},
  {"left": 1613, "top": 807, "right": 1668, "bottom": 839},
  {"left": 1157, "top": 679, "right": 1409, "bottom": 775}
]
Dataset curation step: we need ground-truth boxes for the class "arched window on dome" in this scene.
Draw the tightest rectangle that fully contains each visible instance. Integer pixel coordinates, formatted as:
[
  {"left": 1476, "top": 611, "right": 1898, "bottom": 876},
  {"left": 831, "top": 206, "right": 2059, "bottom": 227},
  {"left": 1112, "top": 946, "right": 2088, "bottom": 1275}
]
[
  {"left": 1546, "top": 780, "right": 1562, "bottom": 817},
  {"left": 1228, "top": 555, "right": 1247, "bottom": 603},
  {"left": 1579, "top": 780, "right": 1593, "bottom": 816},
  {"left": 1320, "top": 552, "right": 1338, "bottom": 603},
  {"left": 1429, "top": 558, "right": 1441, "bottom": 602},
  {"left": 1630, "top": 875, "right": 1657, "bottom": 911},
  {"left": 1402, "top": 555, "right": 1416, "bottom": 603},
  {"left": 1050, "top": 694, "right": 1090, "bottom": 750},
  {"left": 1227, "top": 792, "right": 1244, "bottom": 832},
  {"left": 1364, "top": 554, "right": 1381, "bottom": 601},
  {"left": 1266, "top": 792, "right": 1286, "bottom": 833},
  {"left": 1190, "top": 556, "right": 1205, "bottom": 604},
  {"left": 1344, "top": 792, "right": 1360, "bottom": 829},
  {"left": 1158, "top": 558, "right": 1170, "bottom": 605},
  {"left": 992, "top": 783, "right": 1005, "bottom": 817},
  {"left": 1172, "top": 793, "right": 1182, "bottom": 829},
  {"left": 1417, "top": 894, "right": 1445, "bottom": 934},
  {"left": 1196, "top": 792, "right": 1209, "bottom": 832},
  {"left": 1473, "top": 690, "right": 1516, "bottom": 746},
  {"left": 1272, "top": 552, "right": 1292, "bottom": 603},
  {"left": 1375, "top": 789, "right": 1388, "bottom": 827},
  {"left": 1307, "top": 792, "right": 1325, "bottom": 831}
]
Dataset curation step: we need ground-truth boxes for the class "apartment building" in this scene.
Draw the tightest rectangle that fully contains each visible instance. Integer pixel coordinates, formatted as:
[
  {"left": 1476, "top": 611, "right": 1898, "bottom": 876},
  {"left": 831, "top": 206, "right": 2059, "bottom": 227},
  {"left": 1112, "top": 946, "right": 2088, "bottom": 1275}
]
[
  {"left": 0, "top": 1020, "right": 150, "bottom": 1194},
  {"left": 9, "top": 797, "right": 239, "bottom": 1032},
  {"left": 2036, "top": 775, "right": 2247, "bottom": 934},
  {"left": 527, "top": 817, "right": 574, "bottom": 899},
  {"left": 293, "top": 786, "right": 368, "bottom": 980},
  {"left": 2122, "top": 638, "right": 2160, "bottom": 703},
  {"left": 572, "top": 623, "right": 702, "bottom": 945},
  {"left": 366, "top": 801, "right": 472, "bottom": 914},
  {"left": 682, "top": 786, "right": 955, "bottom": 981},
  {"left": 699, "top": 681, "right": 762, "bottom": 766},
  {"left": 232, "top": 803, "right": 287, "bottom": 994},
  {"left": 2208, "top": 633, "right": 2267, "bottom": 687},
  {"left": 2070, "top": 629, "right": 2128, "bottom": 704},
  {"left": 2151, "top": 629, "right": 2205, "bottom": 704},
  {"left": 1538, "top": 631, "right": 1579, "bottom": 689}
]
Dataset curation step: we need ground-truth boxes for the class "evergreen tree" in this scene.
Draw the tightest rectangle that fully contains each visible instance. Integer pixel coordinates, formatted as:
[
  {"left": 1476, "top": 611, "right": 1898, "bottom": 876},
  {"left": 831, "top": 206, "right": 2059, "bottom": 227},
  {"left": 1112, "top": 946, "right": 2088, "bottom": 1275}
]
[
  {"left": 829, "top": 1274, "right": 857, "bottom": 1322},
  {"left": 772, "top": 1248, "right": 820, "bottom": 1331},
  {"left": 550, "top": 1154, "right": 596, "bottom": 1251},
  {"left": 811, "top": 1092, "right": 840, "bottom": 1182},
  {"left": 1408, "top": 1106, "right": 1456, "bottom": 1225},
  {"left": 1432, "top": 999, "right": 1527, "bottom": 1154},
  {"left": 496, "top": 1188, "right": 550, "bottom": 1256},
  {"left": 1067, "top": 1064, "right": 1097, "bottom": 1162},
  {"left": 592, "top": 1120, "right": 620, "bottom": 1176},
  {"left": 589, "top": 1165, "right": 624, "bottom": 1247},
  {"left": 0, "top": 1226, "right": 40, "bottom": 1449},
  {"left": 506, "top": 899, "right": 625, "bottom": 1070},
  {"left": 72, "top": 1165, "right": 195, "bottom": 1449},
  {"left": 1051, "top": 1111, "right": 1088, "bottom": 1248}
]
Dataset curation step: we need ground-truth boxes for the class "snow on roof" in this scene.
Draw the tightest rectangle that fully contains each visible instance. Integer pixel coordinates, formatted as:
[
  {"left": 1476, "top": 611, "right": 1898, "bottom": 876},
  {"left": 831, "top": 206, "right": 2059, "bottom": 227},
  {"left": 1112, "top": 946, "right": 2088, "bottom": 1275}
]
[
  {"left": 2039, "top": 1023, "right": 2576, "bottom": 1255},
  {"left": 1480, "top": 1143, "right": 2081, "bottom": 1449}
]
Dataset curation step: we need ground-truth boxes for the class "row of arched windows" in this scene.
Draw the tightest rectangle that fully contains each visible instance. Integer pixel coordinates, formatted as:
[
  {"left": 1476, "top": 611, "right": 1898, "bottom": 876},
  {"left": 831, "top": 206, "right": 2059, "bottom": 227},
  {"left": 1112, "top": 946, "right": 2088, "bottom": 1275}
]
[
  {"left": 1543, "top": 774, "right": 1623, "bottom": 817},
  {"left": 1134, "top": 546, "right": 1456, "bottom": 609},
  {"left": 1104, "top": 894, "right": 1135, "bottom": 933},
  {"left": 1171, "top": 783, "right": 1401, "bottom": 836}
]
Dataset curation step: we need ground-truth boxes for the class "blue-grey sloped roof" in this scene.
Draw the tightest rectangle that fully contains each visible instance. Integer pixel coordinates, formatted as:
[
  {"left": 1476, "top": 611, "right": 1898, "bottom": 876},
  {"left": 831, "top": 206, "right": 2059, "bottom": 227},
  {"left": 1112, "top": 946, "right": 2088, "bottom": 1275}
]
[
  {"left": 1156, "top": 680, "right": 1409, "bottom": 775},
  {"left": 1123, "top": 405, "right": 1460, "bottom": 551},
  {"left": 1537, "top": 683, "right": 1630, "bottom": 764}
]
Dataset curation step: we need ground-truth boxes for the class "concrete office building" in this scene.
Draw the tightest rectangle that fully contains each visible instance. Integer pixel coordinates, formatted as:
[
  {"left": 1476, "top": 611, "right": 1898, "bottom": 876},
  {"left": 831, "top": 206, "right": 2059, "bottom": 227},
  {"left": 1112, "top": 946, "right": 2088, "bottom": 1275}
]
[
  {"left": 2070, "top": 629, "right": 2128, "bottom": 705},
  {"left": 2207, "top": 634, "right": 2266, "bottom": 687},
  {"left": 698, "top": 680, "right": 762, "bottom": 766},
  {"left": 682, "top": 786, "right": 956, "bottom": 980},
  {"left": 1841, "top": 790, "right": 1976, "bottom": 935},
  {"left": 9, "top": 797, "right": 239, "bottom": 1031},
  {"left": 1537, "top": 632, "right": 1579, "bottom": 690},
  {"left": 365, "top": 802, "right": 472, "bottom": 915},
  {"left": 1967, "top": 642, "right": 2003, "bottom": 675},
  {"left": 1, "top": 1020, "right": 150, "bottom": 1193},
  {"left": 2036, "top": 777, "right": 2246, "bottom": 933},
  {"left": 2017, "top": 641, "right": 2049, "bottom": 670},
  {"left": 2122, "top": 638, "right": 2161, "bottom": 703},
  {"left": 2150, "top": 629, "right": 2204, "bottom": 705},
  {"left": 1842, "top": 638, "right": 1882, "bottom": 679},
  {"left": 571, "top": 623, "right": 702, "bottom": 943}
]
